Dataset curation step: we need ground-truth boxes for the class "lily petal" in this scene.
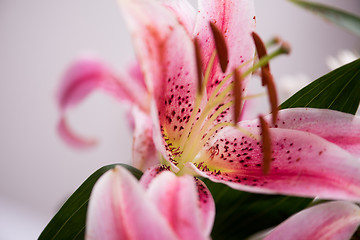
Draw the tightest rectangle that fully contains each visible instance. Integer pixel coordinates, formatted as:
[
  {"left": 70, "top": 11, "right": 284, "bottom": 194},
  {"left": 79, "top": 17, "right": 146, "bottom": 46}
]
[
  {"left": 156, "top": 0, "right": 197, "bottom": 35},
  {"left": 58, "top": 57, "right": 147, "bottom": 111},
  {"left": 146, "top": 171, "right": 214, "bottom": 240},
  {"left": 131, "top": 107, "right": 159, "bottom": 171},
  {"left": 86, "top": 166, "right": 178, "bottom": 240},
  {"left": 118, "top": 0, "right": 199, "bottom": 155},
  {"left": 264, "top": 108, "right": 360, "bottom": 156},
  {"left": 58, "top": 116, "right": 97, "bottom": 148},
  {"left": 194, "top": 0, "right": 256, "bottom": 95},
  {"left": 140, "top": 165, "right": 215, "bottom": 235},
  {"left": 127, "top": 62, "right": 147, "bottom": 96},
  {"left": 194, "top": 178, "right": 216, "bottom": 235},
  {"left": 265, "top": 201, "right": 360, "bottom": 240},
  {"left": 57, "top": 57, "right": 148, "bottom": 148},
  {"left": 139, "top": 164, "right": 170, "bottom": 189},
  {"left": 192, "top": 125, "right": 360, "bottom": 201},
  {"left": 139, "top": 165, "right": 215, "bottom": 235},
  {"left": 192, "top": 0, "right": 256, "bottom": 127}
]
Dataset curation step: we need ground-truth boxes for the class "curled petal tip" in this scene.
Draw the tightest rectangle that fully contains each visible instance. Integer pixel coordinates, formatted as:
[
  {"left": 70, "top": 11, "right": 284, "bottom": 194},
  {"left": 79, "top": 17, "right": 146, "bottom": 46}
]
[{"left": 58, "top": 117, "right": 97, "bottom": 149}]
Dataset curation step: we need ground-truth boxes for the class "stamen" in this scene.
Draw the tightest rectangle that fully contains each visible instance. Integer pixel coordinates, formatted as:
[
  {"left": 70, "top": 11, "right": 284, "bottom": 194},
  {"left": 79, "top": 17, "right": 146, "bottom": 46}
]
[
  {"left": 206, "top": 36, "right": 290, "bottom": 111},
  {"left": 262, "top": 68, "right": 278, "bottom": 125},
  {"left": 190, "top": 46, "right": 287, "bottom": 146},
  {"left": 252, "top": 32, "right": 268, "bottom": 61},
  {"left": 259, "top": 115, "right": 271, "bottom": 175},
  {"left": 210, "top": 22, "right": 229, "bottom": 73},
  {"left": 243, "top": 92, "right": 266, "bottom": 100},
  {"left": 194, "top": 101, "right": 234, "bottom": 144},
  {"left": 251, "top": 33, "right": 289, "bottom": 125},
  {"left": 184, "top": 89, "right": 263, "bottom": 161},
  {"left": 179, "top": 37, "right": 288, "bottom": 165},
  {"left": 178, "top": 49, "right": 216, "bottom": 150},
  {"left": 233, "top": 69, "right": 243, "bottom": 123},
  {"left": 206, "top": 47, "right": 282, "bottom": 116},
  {"left": 181, "top": 99, "right": 233, "bottom": 160},
  {"left": 194, "top": 38, "right": 203, "bottom": 95},
  {"left": 251, "top": 32, "right": 270, "bottom": 86},
  {"left": 203, "top": 51, "right": 217, "bottom": 89},
  {"left": 207, "top": 57, "right": 254, "bottom": 106},
  {"left": 242, "top": 46, "right": 288, "bottom": 80}
]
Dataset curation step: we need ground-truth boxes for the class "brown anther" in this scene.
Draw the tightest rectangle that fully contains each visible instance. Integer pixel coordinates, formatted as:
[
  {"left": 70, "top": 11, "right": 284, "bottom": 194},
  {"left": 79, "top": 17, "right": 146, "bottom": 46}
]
[
  {"left": 259, "top": 115, "right": 271, "bottom": 175},
  {"left": 233, "top": 69, "right": 243, "bottom": 123},
  {"left": 252, "top": 32, "right": 267, "bottom": 59},
  {"left": 252, "top": 32, "right": 269, "bottom": 86},
  {"left": 194, "top": 38, "right": 203, "bottom": 95},
  {"left": 210, "top": 22, "right": 229, "bottom": 73},
  {"left": 262, "top": 68, "right": 278, "bottom": 125}
]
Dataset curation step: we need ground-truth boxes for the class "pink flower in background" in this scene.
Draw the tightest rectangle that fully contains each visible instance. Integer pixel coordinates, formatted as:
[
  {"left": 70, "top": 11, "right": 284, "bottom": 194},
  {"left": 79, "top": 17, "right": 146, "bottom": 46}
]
[
  {"left": 57, "top": 0, "right": 360, "bottom": 201},
  {"left": 86, "top": 166, "right": 215, "bottom": 240},
  {"left": 57, "top": 58, "right": 158, "bottom": 170}
]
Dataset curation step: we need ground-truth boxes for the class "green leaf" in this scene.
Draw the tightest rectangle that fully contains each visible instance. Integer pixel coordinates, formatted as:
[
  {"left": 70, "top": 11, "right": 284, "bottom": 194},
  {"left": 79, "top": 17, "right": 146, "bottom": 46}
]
[
  {"left": 289, "top": 0, "right": 360, "bottom": 37},
  {"left": 203, "top": 179, "right": 312, "bottom": 240},
  {"left": 38, "top": 164, "right": 143, "bottom": 240},
  {"left": 280, "top": 58, "right": 360, "bottom": 114}
]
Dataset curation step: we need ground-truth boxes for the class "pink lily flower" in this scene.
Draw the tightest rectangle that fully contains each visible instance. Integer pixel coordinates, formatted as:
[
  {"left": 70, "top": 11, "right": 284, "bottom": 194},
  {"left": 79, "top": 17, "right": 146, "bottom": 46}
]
[
  {"left": 116, "top": 0, "right": 360, "bottom": 201},
  {"left": 265, "top": 201, "right": 360, "bottom": 240},
  {"left": 57, "top": 0, "right": 360, "bottom": 201},
  {"left": 57, "top": 57, "right": 158, "bottom": 169},
  {"left": 86, "top": 166, "right": 360, "bottom": 240},
  {"left": 85, "top": 166, "right": 215, "bottom": 240}
]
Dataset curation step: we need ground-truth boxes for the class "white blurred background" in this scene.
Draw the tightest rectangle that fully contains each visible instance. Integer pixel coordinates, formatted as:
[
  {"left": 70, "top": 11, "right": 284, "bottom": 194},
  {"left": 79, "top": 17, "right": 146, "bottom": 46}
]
[{"left": 0, "top": 0, "right": 359, "bottom": 239}]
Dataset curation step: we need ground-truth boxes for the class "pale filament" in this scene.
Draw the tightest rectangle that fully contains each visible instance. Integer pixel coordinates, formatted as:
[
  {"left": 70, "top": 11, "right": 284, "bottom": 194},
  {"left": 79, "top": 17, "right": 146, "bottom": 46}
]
[
  {"left": 180, "top": 101, "right": 234, "bottom": 162},
  {"left": 177, "top": 46, "right": 285, "bottom": 165},
  {"left": 180, "top": 58, "right": 255, "bottom": 154},
  {"left": 178, "top": 51, "right": 216, "bottom": 148},
  {"left": 181, "top": 56, "right": 259, "bottom": 152}
]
